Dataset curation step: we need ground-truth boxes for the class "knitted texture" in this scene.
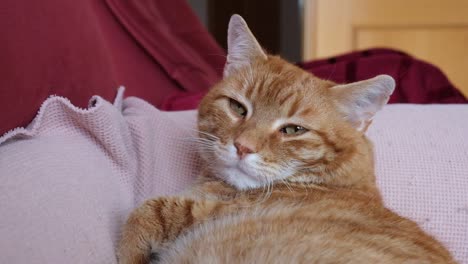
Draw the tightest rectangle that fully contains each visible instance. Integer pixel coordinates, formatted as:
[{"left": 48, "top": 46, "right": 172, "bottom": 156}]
[{"left": 0, "top": 89, "right": 466, "bottom": 263}]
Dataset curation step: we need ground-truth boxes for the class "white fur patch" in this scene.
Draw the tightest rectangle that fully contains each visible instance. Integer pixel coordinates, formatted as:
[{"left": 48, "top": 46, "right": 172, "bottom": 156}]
[{"left": 272, "top": 118, "right": 288, "bottom": 130}]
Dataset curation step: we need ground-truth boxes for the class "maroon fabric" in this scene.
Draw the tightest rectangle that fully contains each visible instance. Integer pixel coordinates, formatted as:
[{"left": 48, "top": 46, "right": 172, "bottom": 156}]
[
  {"left": 300, "top": 48, "right": 467, "bottom": 104},
  {"left": 0, "top": 0, "right": 224, "bottom": 135},
  {"left": 105, "top": 0, "right": 224, "bottom": 93}
]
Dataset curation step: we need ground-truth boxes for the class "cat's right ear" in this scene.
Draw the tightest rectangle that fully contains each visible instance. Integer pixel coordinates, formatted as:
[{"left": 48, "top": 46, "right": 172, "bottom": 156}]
[
  {"left": 330, "top": 75, "right": 395, "bottom": 132},
  {"left": 224, "top": 14, "right": 267, "bottom": 77}
]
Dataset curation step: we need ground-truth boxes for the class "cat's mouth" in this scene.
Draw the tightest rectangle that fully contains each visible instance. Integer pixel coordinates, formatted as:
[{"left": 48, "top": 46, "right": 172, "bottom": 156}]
[
  {"left": 209, "top": 143, "right": 271, "bottom": 189},
  {"left": 216, "top": 158, "right": 266, "bottom": 190}
]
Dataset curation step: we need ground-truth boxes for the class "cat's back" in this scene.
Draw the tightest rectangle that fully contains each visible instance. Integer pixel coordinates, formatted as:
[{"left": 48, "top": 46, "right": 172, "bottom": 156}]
[{"left": 157, "top": 189, "right": 455, "bottom": 264}]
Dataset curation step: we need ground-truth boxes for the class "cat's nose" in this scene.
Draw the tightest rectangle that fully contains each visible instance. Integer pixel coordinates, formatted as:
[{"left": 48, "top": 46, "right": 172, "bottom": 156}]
[{"left": 234, "top": 141, "right": 254, "bottom": 159}]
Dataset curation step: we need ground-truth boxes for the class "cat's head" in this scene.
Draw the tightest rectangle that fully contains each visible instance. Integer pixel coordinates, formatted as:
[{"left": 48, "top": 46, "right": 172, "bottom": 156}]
[{"left": 198, "top": 15, "right": 394, "bottom": 191}]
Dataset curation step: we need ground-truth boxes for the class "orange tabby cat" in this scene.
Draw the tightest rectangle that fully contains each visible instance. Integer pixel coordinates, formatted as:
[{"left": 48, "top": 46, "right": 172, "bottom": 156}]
[{"left": 117, "top": 15, "right": 456, "bottom": 264}]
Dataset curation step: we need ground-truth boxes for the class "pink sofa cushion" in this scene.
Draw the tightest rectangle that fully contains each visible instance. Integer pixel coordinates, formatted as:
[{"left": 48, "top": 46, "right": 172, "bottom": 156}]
[{"left": 0, "top": 91, "right": 467, "bottom": 263}]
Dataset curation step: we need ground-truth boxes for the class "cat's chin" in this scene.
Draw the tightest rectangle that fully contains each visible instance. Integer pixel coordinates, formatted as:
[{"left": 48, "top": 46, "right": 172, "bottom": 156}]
[{"left": 219, "top": 166, "right": 265, "bottom": 190}]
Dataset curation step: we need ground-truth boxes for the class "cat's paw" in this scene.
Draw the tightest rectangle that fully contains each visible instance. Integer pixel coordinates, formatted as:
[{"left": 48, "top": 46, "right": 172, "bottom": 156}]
[
  {"left": 118, "top": 196, "right": 217, "bottom": 264},
  {"left": 117, "top": 246, "right": 150, "bottom": 264},
  {"left": 117, "top": 198, "right": 179, "bottom": 264},
  {"left": 117, "top": 202, "right": 158, "bottom": 264}
]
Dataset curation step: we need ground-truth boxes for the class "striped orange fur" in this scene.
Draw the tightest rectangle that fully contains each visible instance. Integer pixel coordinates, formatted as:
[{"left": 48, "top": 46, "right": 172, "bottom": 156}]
[{"left": 117, "top": 15, "right": 456, "bottom": 264}]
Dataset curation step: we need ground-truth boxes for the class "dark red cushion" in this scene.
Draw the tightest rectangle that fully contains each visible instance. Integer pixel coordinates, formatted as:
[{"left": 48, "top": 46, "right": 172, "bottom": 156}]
[{"left": 299, "top": 48, "right": 467, "bottom": 104}]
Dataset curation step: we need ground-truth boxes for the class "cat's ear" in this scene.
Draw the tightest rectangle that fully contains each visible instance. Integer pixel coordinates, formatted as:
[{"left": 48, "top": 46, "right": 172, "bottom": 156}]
[
  {"left": 224, "top": 14, "right": 267, "bottom": 77},
  {"left": 330, "top": 75, "right": 395, "bottom": 131}
]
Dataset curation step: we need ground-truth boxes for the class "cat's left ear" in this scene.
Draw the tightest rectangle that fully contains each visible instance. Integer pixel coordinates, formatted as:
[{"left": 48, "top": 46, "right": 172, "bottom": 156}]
[
  {"left": 330, "top": 75, "right": 395, "bottom": 132},
  {"left": 224, "top": 14, "right": 267, "bottom": 77}
]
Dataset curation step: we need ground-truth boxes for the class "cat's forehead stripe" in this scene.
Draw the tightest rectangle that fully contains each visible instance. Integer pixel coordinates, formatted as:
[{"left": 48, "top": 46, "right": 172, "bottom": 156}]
[
  {"left": 287, "top": 97, "right": 302, "bottom": 118},
  {"left": 243, "top": 78, "right": 307, "bottom": 118},
  {"left": 253, "top": 77, "right": 267, "bottom": 99},
  {"left": 269, "top": 80, "right": 285, "bottom": 103},
  {"left": 278, "top": 91, "right": 295, "bottom": 106},
  {"left": 299, "top": 108, "right": 314, "bottom": 117},
  {"left": 245, "top": 80, "right": 255, "bottom": 98}
]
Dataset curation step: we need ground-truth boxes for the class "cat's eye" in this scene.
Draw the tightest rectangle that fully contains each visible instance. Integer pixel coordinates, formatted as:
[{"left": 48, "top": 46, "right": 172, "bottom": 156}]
[
  {"left": 229, "top": 99, "right": 247, "bottom": 117},
  {"left": 280, "top": 125, "right": 308, "bottom": 136}
]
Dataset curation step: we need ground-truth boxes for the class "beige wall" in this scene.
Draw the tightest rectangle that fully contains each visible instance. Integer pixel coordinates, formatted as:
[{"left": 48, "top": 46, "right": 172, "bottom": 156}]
[{"left": 303, "top": 0, "right": 468, "bottom": 96}]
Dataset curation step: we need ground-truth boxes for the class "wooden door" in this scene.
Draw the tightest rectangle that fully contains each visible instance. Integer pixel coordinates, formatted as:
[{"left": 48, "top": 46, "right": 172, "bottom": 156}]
[{"left": 303, "top": 0, "right": 468, "bottom": 95}]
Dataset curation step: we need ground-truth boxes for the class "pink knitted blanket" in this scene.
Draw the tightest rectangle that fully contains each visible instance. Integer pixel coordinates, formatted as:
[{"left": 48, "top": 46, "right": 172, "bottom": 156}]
[{"left": 0, "top": 88, "right": 466, "bottom": 263}]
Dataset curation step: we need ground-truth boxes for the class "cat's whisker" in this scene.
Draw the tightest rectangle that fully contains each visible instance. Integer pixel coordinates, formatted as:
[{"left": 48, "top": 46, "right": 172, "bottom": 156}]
[
  {"left": 264, "top": 181, "right": 270, "bottom": 202},
  {"left": 188, "top": 128, "right": 220, "bottom": 140},
  {"left": 189, "top": 141, "right": 216, "bottom": 148},
  {"left": 185, "top": 139, "right": 214, "bottom": 145},
  {"left": 280, "top": 179, "right": 294, "bottom": 193},
  {"left": 244, "top": 174, "right": 272, "bottom": 207},
  {"left": 190, "top": 141, "right": 214, "bottom": 146},
  {"left": 192, "top": 145, "right": 215, "bottom": 151},
  {"left": 296, "top": 165, "right": 321, "bottom": 171},
  {"left": 196, "top": 146, "right": 215, "bottom": 151},
  {"left": 164, "top": 138, "right": 216, "bottom": 150},
  {"left": 177, "top": 137, "right": 213, "bottom": 141},
  {"left": 266, "top": 178, "right": 274, "bottom": 201},
  {"left": 194, "top": 146, "right": 216, "bottom": 152},
  {"left": 171, "top": 127, "right": 220, "bottom": 142},
  {"left": 254, "top": 182, "right": 267, "bottom": 206},
  {"left": 185, "top": 138, "right": 217, "bottom": 144},
  {"left": 256, "top": 174, "right": 273, "bottom": 204},
  {"left": 191, "top": 135, "right": 217, "bottom": 140}
]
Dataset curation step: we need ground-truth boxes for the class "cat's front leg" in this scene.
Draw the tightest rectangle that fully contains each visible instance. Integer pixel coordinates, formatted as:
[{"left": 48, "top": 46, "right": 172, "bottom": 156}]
[{"left": 117, "top": 197, "right": 228, "bottom": 264}]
